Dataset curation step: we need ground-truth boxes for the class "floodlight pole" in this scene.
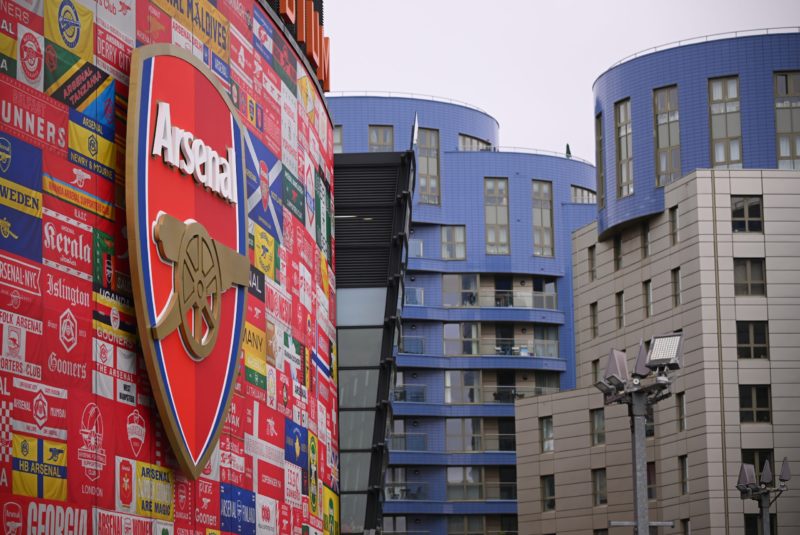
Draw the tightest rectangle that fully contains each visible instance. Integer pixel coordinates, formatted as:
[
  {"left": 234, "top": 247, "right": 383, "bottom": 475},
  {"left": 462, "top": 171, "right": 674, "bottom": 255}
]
[
  {"left": 629, "top": 390, "right": 650, "bottom": 535},
  {"left": 759, "top": 491, "right": 771, "bottom": 535}
]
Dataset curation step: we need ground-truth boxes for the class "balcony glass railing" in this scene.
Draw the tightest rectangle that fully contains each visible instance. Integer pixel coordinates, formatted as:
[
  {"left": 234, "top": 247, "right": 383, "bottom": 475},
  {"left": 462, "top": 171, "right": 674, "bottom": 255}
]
[
  {"left": 392, "top": 384, "right": 426, "bottom": 402},
  {"left": 444, "top": 289, "right": 558, "bottom": 310},
  {"left": 401, "top": 335, "right": 425, "bottom": 354},
  {"left": 445, "top": 433, "right": 517, "bottom": 452},
  {"left": 443, "top": 337, "right": 559, "bottom": 357},
  {"left": 384, "top": 482, "right": 429, "bottom": 501},
  {"left": 388, "top": 433, "right": 428, "bottom": 451},
  {"left": 444, "top": 385, "right": 560, "bottom": 404},
  {"left": 446, "top": 482, "right": 517, "bottom": 501},
  {"left": 404, "top": 287, "right": 424, "bottom": 306},
  {"left": 408, "top": 239, "right": 424, "bottom": 258}
]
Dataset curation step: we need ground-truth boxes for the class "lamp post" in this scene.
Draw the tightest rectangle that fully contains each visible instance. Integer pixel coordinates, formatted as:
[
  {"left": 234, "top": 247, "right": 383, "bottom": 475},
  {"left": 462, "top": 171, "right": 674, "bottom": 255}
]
[
  {"left": 594, "top": 333, "right": 684, "bottom": 534},
  {"left": 736, "top": 457, "right": 791, "bottom": 535}
]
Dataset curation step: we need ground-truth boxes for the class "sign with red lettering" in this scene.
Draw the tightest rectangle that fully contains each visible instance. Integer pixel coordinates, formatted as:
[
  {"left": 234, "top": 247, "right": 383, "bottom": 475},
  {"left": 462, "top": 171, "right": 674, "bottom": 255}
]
[{"left": 0, "top": 75, "right": 68, "bottom": 157}]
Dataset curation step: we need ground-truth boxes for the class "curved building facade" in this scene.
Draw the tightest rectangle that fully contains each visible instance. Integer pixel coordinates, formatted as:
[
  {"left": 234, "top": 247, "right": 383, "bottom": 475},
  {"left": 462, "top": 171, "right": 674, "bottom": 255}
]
[
  {"left": 330, "top": 95, "right": 596, "bottom": 534},
  {"left": 594, "top": 32, "right": 800, "bottom": 238}
]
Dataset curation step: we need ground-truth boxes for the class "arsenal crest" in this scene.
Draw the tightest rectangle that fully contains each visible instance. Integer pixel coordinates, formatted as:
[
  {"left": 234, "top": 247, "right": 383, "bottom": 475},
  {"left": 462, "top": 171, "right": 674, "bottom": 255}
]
[{"left": 126, "top": 45, "right": 249, "bottom": 478}]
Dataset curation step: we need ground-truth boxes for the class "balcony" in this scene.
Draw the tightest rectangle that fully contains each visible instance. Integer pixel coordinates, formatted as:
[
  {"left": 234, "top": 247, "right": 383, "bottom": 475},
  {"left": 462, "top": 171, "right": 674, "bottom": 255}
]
[
  {"left": 404, "top": 287, "right": 424, "bottom": 306},
  {"left": 444, "top": 289, "right": 558, "bottom": 310},
  {"left": 444, "top": 337, "right": 559, "bottom": 358},
  {"left": 444, "top": 385, "right": 560, "bottom": 404},
  {"left": 401, "top": 335, "right": 425, "bottom": 354},
  {"left": 392, "top": 384, "right": 427, "bottom": 402},
  {"left": 384, "top": 481, "right": 429, "bottom": 501},
  {"left": 408, "top": 239, "right": 424, "bottom": 259},
  {"left": 446, "top": 482, "right": 517, "bottom": 501},
  {"left": 388, "top": 433, "right": 428, "bottom": 451},
  {"left": 445, "top": 433, "right": 517, "bottom": 452}
]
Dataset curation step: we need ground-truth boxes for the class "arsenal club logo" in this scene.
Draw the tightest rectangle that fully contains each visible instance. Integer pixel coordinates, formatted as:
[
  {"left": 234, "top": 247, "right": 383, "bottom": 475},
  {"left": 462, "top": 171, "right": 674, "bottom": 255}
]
[{"left": 127, "top": 45, "right": 249, "bottom": 478}]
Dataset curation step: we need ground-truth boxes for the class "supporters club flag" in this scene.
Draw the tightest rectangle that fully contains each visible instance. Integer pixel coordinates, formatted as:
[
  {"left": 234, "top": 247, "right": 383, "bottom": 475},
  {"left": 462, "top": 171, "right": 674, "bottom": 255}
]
[{"left": 127, "top": 45, "right": 249, "bottom": 479}]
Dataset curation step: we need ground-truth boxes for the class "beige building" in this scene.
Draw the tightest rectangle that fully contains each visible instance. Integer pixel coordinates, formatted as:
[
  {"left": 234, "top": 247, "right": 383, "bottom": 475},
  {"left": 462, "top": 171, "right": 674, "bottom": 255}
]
[{"left": 516, "top": 169, "right": 800, "bottom": 534}]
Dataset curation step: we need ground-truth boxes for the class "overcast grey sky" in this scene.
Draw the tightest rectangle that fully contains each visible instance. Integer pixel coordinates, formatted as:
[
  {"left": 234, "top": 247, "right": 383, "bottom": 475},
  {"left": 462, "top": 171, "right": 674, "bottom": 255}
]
[{"left": 326, "top": 0, "right": 799, "bottom": 163}]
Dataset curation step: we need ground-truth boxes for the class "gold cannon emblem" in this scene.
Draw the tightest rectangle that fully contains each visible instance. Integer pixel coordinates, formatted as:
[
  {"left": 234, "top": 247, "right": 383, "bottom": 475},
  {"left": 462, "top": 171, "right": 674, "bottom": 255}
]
[
  {"left": 151, "top": 213, "right": 249, "bottom": 361},
  {"left": 0, "top": 217, "right": 19, "bottom": 239}
]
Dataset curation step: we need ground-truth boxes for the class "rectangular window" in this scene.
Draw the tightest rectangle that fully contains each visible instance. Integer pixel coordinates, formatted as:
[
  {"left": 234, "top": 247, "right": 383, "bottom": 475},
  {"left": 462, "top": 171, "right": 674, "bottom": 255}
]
[
  {"left": 672, "top": 268, "right": 682, "bottom": 307},
  {"left": 442, "top": 274, "right": 479, "bottom": 307},
  {"left": 614, "top": 234, "right": 622, "bottom": 271},
  {"left": 710, "top": 77, "right": 742, "bottom": 168},
  {"left": 679, "top": 455, "right": 688, "bottom": 494},
  {"left": 669, "top": 206, "right": 679, "bottom": 245},
  {"left": 732, "top": 196, "right": 763, "bottom": 233},
  {"left": 541, "top": 475, "right": 555, "bottom": 511},
  {"left": 615, "top": 291, "right": 625, "bottom": 328},
  {"left": 445, "top": 370, "right": 481, "bottom": 402},
  {"left": 641, "top": 221, "right": 650, "bottom": 258},
  {"left": 590, "top": 302, "right": 598, "bottom": 338},
  {"left": 446, "top": 418, "right": 482, "bottom": 452},
  {"left": 540, "top": 416, "right": 554, "bottom": 453},
  {"left": 571, "top": 185, "right": 597, "bottom": 204},
  {"left": 615, "top": 99, "right": 634, "bottom": 197},
  {"left": 532, "top": 180, "right": 554, "bottom": 256},
  {"left": 592, "top": 469, "right": 607, "bottom": 506},
  {"left": 682, "top": 519, "right": 691, "bottom": 535},
  {"left": 775, "top": 72, "right": 800, "bottom": 169},
  {"left": 588, "top": 245, "right": 597, "bottom": 281},
  {"left": 446, "top": 466, "right": 483, "bottom": 501},
  {"left": 744, "top": 513, "right": 777, "bottom": 535},
  {"left": 654, "top": 86, "right": 681, "bottom": 185},
  {"left": 646, "top": 404, "right": 655, "bottom": 437},
  {"left": 734, "top": 258, "right": 766, "bottom": 296},
  {"left": 742, "top": 449, "right": 774, "bottom": 485},
  {"left": 590, "top": 408, "right": 605, "bottom": 446},
  {"left": 333, "top": 125, "right": 343, "bottom": 154},
  {"left": 737, "top": 321, "right": 769, "bottom": 359},
  {"left": 676, "top": 392, "right": 686, "bottom": 432},
  {"left": 369, "top": 125, "right": 394, "bottom": 152},
  {"left": 485, "top": 178, "right": 509, "bottom": 254},
  {"left": 447, "top": 516, "right": 485, "bottom": 535},
  {"left": 418, "top": 128, "right": 440, "bottom": 204},
  {"left": 739, "top": 385, "right": 771, "bottom": 423},
  {"left": 443, "top": 323, "right": 479, "bottom": 357},
  {"left": 647, "top": 461, "right": 656, "bottom": 500},
  {"left": 595, "top": 114, "right": 605, "bottom": 208},
  {"left": 441, "top": 226, "right": 466, "bottom": 260},
  {"left": 592, "top": 359, "right": 601, "bottom": 384},
  {"left": 458, "top": 134, "right": 491, "bottom": 152},
  {"left": 643, "top": 280, "right": 653, "bottom": 318}
]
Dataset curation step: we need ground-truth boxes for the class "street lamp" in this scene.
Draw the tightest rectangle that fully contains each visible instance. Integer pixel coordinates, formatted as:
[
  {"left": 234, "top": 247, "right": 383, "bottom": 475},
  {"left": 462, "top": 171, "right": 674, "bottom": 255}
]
[
  {"left": 594, "top": 333, "right": 684, "bottom": 534},
  {"left": 737, "top": 456, "right": 791, "bottom": 535}
]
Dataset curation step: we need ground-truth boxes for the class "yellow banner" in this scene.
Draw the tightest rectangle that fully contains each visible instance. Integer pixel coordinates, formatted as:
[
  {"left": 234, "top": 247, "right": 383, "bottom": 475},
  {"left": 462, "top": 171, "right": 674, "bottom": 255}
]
[
  {"left": 323, "top": 486, "right": 339, "bottom": 535},
  {"left": 150, "top": 0, "right": 229, "bottom": 61},
  {"left": 45, "top": 0, "right": 94, "bottom": 62},
  {"left": 12, "top": 434, "right": 68, "bottom": 501},
  {"left": 43, "top": 174, "right": 115, "bottom": 221},
  {"left": 243, "top": 321, "right": 266, "bottom": 358},
  {"left": 245, "top": 351, "right": 266, "bottom": 376},
  {"left": 0, "top": 176, "right": 42, "bottom": 218},
  {"left": 69, "top": 119, "right": 116, "bottom": 170},
  {"left": 253, "top": 223, "right": 275, "bottom": 280},
  {"left": 135, "top": 460, "right": 174, "bottom": 521},
  {"left": 0, "top": 32, "right": 15, "bottom": 60}
]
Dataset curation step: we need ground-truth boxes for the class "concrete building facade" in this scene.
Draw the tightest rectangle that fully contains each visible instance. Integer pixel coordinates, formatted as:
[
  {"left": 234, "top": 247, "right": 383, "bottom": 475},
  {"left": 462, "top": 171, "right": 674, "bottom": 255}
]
[{"left": 516, "top": 32, "right": 800, "bottom": 535}]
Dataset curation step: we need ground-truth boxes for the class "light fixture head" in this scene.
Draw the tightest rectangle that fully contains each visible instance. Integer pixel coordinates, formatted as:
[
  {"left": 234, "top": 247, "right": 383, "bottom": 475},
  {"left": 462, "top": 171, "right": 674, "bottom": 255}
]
[
  {"left": 760, "top": 460, "right": 773, "bottom": 486},
  {"left": 645, "top": 333, "right": 684, "bottom": 371},
  {"left": 737, "top": 463, "right": 757, "bottom": 490},
  {"left": 603, "top": 348, "right": 629, "bottom": 389},
  {"left": 779, "top": 457, "right": 791, "bottom": 483},
  {"left": 594, "top": 380, "right": 616, "bottom": 396}
]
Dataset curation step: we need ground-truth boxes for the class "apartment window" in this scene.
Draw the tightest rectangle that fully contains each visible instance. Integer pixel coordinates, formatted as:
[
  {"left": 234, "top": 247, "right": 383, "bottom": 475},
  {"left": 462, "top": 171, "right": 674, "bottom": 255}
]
[
  {"left": 745, "top": 514, "right": 777, "bottom": 535},
  {"left": 383, "top": 516, "right": 408, "bottom": 534},
  {"left": 532, "top": 180, "right": 554, "bottom": 256},
  {"left": 669, "top": 206, "right": 679, "bottom": 245},
  {"left": 647, "top": 461, "right": 657, "bottom": 500},
  {"left": 734, "top": 258, "right": 766, "bottom": 296},
  {"left": 595, "top": 531, "right": 609, "bottom": 535},
  {"left": 592, "top": 359, "right": 601, "bottom": 383},
  {"left": 615, "top": 291, "right": 625, "bottom": 328},
  {"left": 742, "top": 449, "right": 774, "bottom": 485},
  {"left": 641, "top": 221, "right": 650, "bottom": 258},
  {"left": 595, "top": 114, "right": 605, "bottom": 207},
  {"left": 441, "top": 226, "right": 466, "bottom": 260},
  {"left": 676, "top": 392, "right": 686, "bottom": 432},
  {"left": 671, "top": 267, "right": 681, "bottom": 307},
  {"left": 571, "top": 185, "right": 597, "bottom": 204},
  {"left": 446, "top": 418, "right": 482, "bottom": 452},
  {"left": 613, "top": 234, "right": 622, "bottom": 271},
  {"left": 643, "top": 280, "right": 653, "bottom": 318},
  {"left": 442, "top": 274, "right": 479, "bottom": 307},
  {"left": 447, "top": 516, "right": 485, "bottom": 535},
  {"left": 710, "top": 77, "right": 742, "bottom": 168},
  {"left": 775, "top": 72, "right": 800, "bottom": 169},
  {"left": 368, "top": 125, "right": 393, "bottom": 152},
  {"left": 682, "top": 519, "right": 691, "bottom": 535},
  {"left": 541, "top": 475, "right": 555, "bottom": 511},
  {"left": 418, "top": 128, "right": 440, "bottom": 204},
  {"left": 445, "top": 370, "right": 480, "bottom": 402},
  {"left": 615, "top": 99, "right": 633, "bottom": 197},
  {"left": 446, "top": 466, "right": 482, "bottom": 500},
  {"left": 540, "top": 416, "right": 554, "bottom": 452},
  {"left": 588, "top": 245, "right": 596, "bottom": 281},
  {"left": 737, "top": 321, "right": 769, "bottom": 359},
  {"left": 732, "top": 196, "right": 763, "bottom": 233},
  {"left": 443, "top": 323, "right": 479, "bottom": 356},
  {"left": 679, "top": 455, "right": 688, "bottom": 494},
  {"left": 739, "top": 385, "right": 771, "bottom": 423},
  {"left": 590, "top": 408, "right": 605, "bottom": 446},
  {"left": 333, "top": 125, "right": 343, "bottom": 153},
  {"left": 485, "top": 178, "right": 509, "bottom": 254},
  {"left": 590, "top": 302, "right": 598, "bottom": 338},
  {"left": 654, "top": 86, "right": 681, "bottom": 185},
  {"left": 646, "top": 404, "right": 655, "bottom": 437},
  {"left": 458, "top": 134, "right": 491, "bottom": 152},
  {"left": 592, "top": 469, "right": 607, "bottom": 506}
]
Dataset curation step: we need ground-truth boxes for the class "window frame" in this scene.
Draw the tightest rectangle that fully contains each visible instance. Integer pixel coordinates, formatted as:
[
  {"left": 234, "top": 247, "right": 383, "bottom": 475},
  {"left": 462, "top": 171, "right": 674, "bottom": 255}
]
[
  {"left": 643, "top": 279, "right": 653, "bottom": 318},
  {"left": 671, "top": 267, "right": 682, "bottom": 307},
  {"left": 737, "top": 321, "right": 769, "bottom": 359},
  {"left": 742, "top": 448, "right": 774, "bottom": 485},
  {"left": 540, "top": 416, "right": 554, "bottom": 453},
  {"left": 613, "top": 234, "right": 622, "bottom": 271},
  {"left": 541, "top": 474, "right": 556, "bottom": 511},
  {"left": 532, "top": 180, "right": 554, "bottom": 256},
  {"left": 679, "top": 455, "right": 689, "bottom": 495},
  {"left": 615, "top": 291, "right": 625, "bottom": 328},
  {"left": 484, "top": 178, "right": 510, "bottom": 255},
  {"left": 595, "top": 113, "right": 606, "bottom": 207},
  {"left": 458, "top": 134, "right": 491, "bottom": 152},
  {"left": 774, "top": 71, "right": 800, "bottom": 170},
  {"left": 590, "top": 302, "right": 599, "bottom": 338},
  {"left": 417, "top": 127, "right": 440, "bottom": 205},
  {"left": 615, "top": 99, "right": 634, "bottom": 197},
  {"left": 734, "top": 258, "right": 767, "bottom": 296},
  {"left": 590, "top": 408, "right": 605, "bottom": 446},
  {"left": 641, "top": 221, "right": 650, "bottom": 258},
  {"left": 368, "top": 124, "right": 394, "bottom": 152},
  {"left": 592, "top": 468, "right": 607, "bottom": 506},
  {"left": 588, "top": 245, "right": 597, "bottom": 281},
  {"left": 333, "top": 125, "right": 343, "bottom": 154},
  {"left": 709, "top": 76, "right": 742, "bottom": 169},
  {"left": 676, "top": 391, "right": 686, "bottom": 432},
  {"left": 441, "top": 226, "right": 466, "bottom": 260},
  {"left": 739, "top": 384, "right": 772, "bottom": 423},
  {"left": 669, "top": 206, "right": 679, "bottom": 245},
  {"left": 654, "top": 85, "right": 681, "bottom": 186},
  {"left": 647, "top": 461, "right": 657, "bottom": 500},
  {"left": 731, "top": 196, "right": 763, "bottom": 233}
]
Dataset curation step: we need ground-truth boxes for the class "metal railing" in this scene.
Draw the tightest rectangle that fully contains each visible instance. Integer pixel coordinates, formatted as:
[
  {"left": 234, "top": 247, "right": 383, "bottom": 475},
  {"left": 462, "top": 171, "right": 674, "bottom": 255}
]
[
  {"left": 404, "top": 287, "right": 424, "bottom": 306},
  {"left": 325, "top": 91, "right": 492, "bottom": 116},
  {"left": 444, "top": 337, "right": 559, "bottom": 357},
  {"left": 392, "top": 384, "right": 426, "bottom": 402},
  {"left": 408, "top": 239, "right": 424, "bottom": 258},
  {"left": 445, "top": 433, "right": 517, "bottom": 452},
  {"left": 446, "top": 482, "right": 517, "bottom": 501},
  {"left": 445, "top": 385, "right": 560, "bottom": 404},
  {"left": 389, "top": 433, "right": 428, "bottom": 451},
  {"left": 444, "top": 289, "right": 558, "bottom": 310},
  {"left": 453, "top": 145, "right": 591, "bottom": 165},
  {"left": 384, "top": 482, "right": 429, "bottom": 501},
  {"left": 401, "top": 335, "right": 425, "bottom": 354}
]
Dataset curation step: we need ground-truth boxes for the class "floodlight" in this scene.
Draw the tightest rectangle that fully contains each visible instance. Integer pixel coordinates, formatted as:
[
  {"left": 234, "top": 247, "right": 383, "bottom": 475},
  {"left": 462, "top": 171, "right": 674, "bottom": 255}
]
[
  {"left": 645, "top": 333, "right": 683, "bottom": 370},
  {"left": 595, "top": 380, "right": 616, "bottom": 395},
  {"left": 760, "top": 460, "right": 773, "bottom": 486},
  {"left": 737, "top": 463, "right": 757, "bottom": 491},
  {"left": 604, "top": 349, "right": 629, "bottom": 389},
  {"left": 633, "top": 339, "right": 650, "bottom": 378},
  {"left": 779, "top": 457, "right": 791, "bottom": 483}
]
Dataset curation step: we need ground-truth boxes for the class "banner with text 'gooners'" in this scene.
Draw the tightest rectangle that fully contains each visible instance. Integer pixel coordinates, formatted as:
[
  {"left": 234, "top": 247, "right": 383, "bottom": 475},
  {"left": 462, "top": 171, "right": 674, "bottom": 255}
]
[{"left": 126, "top": 44, "right": 249, "bottom": 479}]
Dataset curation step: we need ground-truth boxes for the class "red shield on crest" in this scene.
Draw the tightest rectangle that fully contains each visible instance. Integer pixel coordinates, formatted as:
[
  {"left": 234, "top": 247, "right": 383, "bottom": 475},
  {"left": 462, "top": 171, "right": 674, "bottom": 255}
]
[{"left": 126, "top": 45, "right": 249, "bottom": 478}]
